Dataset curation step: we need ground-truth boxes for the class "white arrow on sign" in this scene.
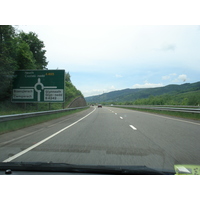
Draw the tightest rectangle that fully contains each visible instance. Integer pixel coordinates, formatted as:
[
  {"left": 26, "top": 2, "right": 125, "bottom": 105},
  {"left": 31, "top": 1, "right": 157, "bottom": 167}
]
[{"left": 20, "top": 78, "right": 57, "bottom": 101}]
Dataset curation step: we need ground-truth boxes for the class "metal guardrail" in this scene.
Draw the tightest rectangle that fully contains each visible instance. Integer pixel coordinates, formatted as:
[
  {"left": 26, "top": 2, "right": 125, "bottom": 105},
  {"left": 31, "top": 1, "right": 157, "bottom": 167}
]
[
  {"left": 0, "top": 106, "right": 89, "bottom": 122},
  {"left": 112, "top": 105, "right": 200, "bottom": 114}
]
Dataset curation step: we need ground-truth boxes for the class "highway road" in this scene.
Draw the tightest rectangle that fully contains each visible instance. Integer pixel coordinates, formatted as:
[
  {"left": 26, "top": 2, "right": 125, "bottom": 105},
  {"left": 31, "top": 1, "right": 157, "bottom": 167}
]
[{"left": 0, "top": 106, "right": 200, "bottom": 172}]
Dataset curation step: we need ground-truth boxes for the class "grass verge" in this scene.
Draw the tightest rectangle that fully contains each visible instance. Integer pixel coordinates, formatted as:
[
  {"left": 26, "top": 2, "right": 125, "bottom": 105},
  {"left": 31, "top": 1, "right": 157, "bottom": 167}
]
[
  {"left": 0, "top": 107, "right": 89, "bottom": 135},
  {"left": 116, "top": 106, "right": 200, "bottom": 121},
  {"left": 0, "top": 97, "right": 77, "bottom": 115}
]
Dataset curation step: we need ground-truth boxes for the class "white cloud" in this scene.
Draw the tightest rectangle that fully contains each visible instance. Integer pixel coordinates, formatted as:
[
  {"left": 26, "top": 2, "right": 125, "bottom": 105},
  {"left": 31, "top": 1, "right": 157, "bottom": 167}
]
[
  {"left": 162, "top": 75, "right": 170, "bottom": 80},
  {"left": 160, "top": 44, "right": 176, "bottom": 51},
  {"left": 110, "top": 85, "right": 116, "bottom": 90},
  {"left": 83, "top": 85, "right": 117, "bottom": 97},
  {"left": 154, "top": 43, "right": 176, "bottom": 52},
  {"left": 115, "top": 74, "right": 123, "bottom": 78},
  {"left": 178, "top": 74, "right": 187, "bottom": 82},
  {"left": 162, "top": 73, "right": 177, "bottom": 80},
  {"left": 17, "top": 25, "right": 199, "bottom": 97},
  {"left": 132, "top": 82, "right": 163, "bottom": 89},
  {"left": 172, "top": 74, "right": 187, "bottom": 82}
]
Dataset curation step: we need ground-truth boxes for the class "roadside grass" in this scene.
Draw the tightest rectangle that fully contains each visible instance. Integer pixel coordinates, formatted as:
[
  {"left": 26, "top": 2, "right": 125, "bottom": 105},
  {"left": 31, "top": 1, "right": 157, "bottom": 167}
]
[
  {"left": 0, "top": 107, "right": 89, "bottom": 135},
  {"left": 0, "top": 98, "right": 75, "bottom": 115},
  {"left": 116, "top": 106, "right": 200, "bottom": 121}
]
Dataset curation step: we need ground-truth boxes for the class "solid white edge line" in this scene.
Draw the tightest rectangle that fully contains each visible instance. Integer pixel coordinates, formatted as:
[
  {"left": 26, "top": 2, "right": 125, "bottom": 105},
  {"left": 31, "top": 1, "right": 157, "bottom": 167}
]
[
  {"left": 118, "top": 107, "right": 200, "bottom": 126},
  {"left": 129, "top": 125, "right": 137, "bottom": 130},
  {"left": 3, "top": 107, "right": 96, "bottom": 163}
]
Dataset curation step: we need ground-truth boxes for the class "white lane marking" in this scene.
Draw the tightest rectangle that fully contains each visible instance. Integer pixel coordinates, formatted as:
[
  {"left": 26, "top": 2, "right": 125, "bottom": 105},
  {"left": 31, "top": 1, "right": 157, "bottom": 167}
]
[
  {"left": 115, "top": 113, "right": 117, "bottom": 115},
  {"left": 3, "top": 107, "right": 97, "bottom": 163},
  {"left": 129, "top": 125, "right": 137, "bottom": 130},
  {"left": 120, "top": 116, "right": 123, "bottom": 119},
  {"left": 119, "top": 107, "right": 200, "bottom": 126},
  {"left": 1, "top": 115, "right": 77, "bottom": 145}
]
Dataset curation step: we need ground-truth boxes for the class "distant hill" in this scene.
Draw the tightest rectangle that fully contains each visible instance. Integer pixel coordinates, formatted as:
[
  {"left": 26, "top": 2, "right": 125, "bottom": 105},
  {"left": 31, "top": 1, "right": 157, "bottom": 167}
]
[{"left": 85, "top": 81, "right": 200, "bottom": 104}]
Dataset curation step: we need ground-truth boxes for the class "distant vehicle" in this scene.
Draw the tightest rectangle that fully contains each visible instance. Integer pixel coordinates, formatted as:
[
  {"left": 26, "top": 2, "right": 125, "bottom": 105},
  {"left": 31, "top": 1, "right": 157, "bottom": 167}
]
[{"left": 98, "top": 104, "right": 102, "bottom": 108}]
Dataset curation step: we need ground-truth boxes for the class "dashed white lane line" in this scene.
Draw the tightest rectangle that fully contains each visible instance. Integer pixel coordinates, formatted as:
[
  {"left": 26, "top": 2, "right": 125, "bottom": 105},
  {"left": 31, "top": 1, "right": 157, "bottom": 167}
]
[
  {"left": 115, "top": 113, "right": 117, "bottom": 115},
  {"left": 3, "top": 107, "right": 97, "bottom": 163},
  {"left": 129, "top": 125, "right": 137, "bottom": 130},
  {"left": 120, "top": 116, "right": 123, "bottom": 119}
]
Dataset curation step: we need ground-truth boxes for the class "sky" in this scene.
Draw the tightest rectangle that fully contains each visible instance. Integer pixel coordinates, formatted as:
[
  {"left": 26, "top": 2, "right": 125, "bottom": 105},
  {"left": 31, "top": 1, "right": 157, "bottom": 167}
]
[
  {"left": 1, "top": 0, "right": 200, "bottom": 195},
  {"left": 3, "top": 1, "right": 200, "bottom": 97}
]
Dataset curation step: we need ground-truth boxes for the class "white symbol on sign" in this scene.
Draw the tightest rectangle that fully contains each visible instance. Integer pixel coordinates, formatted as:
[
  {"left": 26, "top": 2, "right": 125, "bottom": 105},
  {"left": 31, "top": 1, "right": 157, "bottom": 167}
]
[{"left": 20, "top": 78, "right": 57, "bottom": 101}]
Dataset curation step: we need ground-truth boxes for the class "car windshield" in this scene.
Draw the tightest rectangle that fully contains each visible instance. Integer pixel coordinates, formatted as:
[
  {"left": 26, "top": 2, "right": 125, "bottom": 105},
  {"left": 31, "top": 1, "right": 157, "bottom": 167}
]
[{"left": 1, "top": 5, "right": 200, "bottom": 179}]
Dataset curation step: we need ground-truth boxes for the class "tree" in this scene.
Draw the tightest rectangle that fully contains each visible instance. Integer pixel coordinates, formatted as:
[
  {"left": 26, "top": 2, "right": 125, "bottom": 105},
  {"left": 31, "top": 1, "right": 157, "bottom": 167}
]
[
  {"left": 18, "top": 31, "right": 48, "bottom": 69},
  {"left": 0, "top": 25, "right": 18, "bottom": 100},
  {"left": 16, "top": 39, "right": 36, "bottom": 70},
  {"left": 65, "top": 72, "right": 71, "bottom": 83},
  {"left": 0, "top": 26, "right": 49, "bottom": 100},
  {"left": 65, "top": 72, "right": 83, "bottom": 101}
]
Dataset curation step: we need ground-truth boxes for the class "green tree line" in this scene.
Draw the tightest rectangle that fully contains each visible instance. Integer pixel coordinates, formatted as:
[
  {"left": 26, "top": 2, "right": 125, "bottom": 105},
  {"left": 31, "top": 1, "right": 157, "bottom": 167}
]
[
  {"left": 119, "top": 91, "right": 200, "bottom": 106},
  {"left": 65, "top": 72, "right": 83, "bottom": 101}
]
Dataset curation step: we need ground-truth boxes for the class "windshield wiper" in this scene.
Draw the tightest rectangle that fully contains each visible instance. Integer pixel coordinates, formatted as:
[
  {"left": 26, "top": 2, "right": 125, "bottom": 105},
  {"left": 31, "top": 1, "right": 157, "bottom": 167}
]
[{"left": 0, "top": 162, "right": 175, "bottom": 175}]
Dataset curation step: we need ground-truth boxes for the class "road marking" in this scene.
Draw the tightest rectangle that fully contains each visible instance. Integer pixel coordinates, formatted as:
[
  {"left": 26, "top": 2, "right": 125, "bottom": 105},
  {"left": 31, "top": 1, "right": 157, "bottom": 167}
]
[
  {"left": 3, "top": 107, "right": 97, "bottom": 163},
  {"left": 129, "top": 125, "right": 137, "bottom": 130},
  {"left": 120, "top": 116, "right": 123, "bottom": 119},
  {"left": 119, "top": 107, "right": 200, "bottom": 126},
  {"left": 115, "top": 113, "right": 117, "bottom": 115}
]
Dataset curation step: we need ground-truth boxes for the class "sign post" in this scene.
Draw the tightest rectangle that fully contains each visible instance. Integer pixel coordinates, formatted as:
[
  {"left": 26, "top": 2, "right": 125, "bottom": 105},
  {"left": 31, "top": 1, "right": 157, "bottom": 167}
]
[{"left": 12, "top": 70, "right": 65, "bottom": 103}]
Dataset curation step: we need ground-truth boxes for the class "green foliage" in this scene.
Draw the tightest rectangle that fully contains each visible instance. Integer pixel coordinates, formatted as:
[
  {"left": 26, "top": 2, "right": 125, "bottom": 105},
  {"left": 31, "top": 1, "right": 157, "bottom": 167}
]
[
  {"left": 86, "top": 82, "right": 200, "bottom": 106},
  {"left": 0, "top": 107, "right": 89, "bottom": 134},
  {"left": 65, "top": 72, "right": 83, "bottom": 101},
  {"left": 0, "top": 25, "right": 18, "bottom": 100},
  {"left": 0, "top": 25, "right": 83, "bottom": 107},
  {"left": 125, "top": 90, "right": 200, "bottom": 106},
  {"left": 16, "top": 40, "right": 36, "bottom": 69},
  {"left": 65, "top": 72, "right": 71, "bottom": 83},
  {"left": 18, "top": 31, "right": 48, "bottom": 69},
  {"left": 0, "top": 25, "right": 49, "bottom": 100}
]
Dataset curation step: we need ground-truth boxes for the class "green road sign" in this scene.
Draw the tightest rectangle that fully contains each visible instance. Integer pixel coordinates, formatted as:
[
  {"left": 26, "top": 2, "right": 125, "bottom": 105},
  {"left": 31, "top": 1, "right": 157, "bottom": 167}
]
[{"left": 12, "top": 70, "right": 65, "bottom": 103}]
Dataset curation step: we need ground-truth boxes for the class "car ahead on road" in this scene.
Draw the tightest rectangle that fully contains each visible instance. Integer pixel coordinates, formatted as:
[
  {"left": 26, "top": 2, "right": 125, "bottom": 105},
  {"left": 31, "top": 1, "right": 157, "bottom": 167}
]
[{"left": 98, "top": 104, "right": 102, "bottom": 108}]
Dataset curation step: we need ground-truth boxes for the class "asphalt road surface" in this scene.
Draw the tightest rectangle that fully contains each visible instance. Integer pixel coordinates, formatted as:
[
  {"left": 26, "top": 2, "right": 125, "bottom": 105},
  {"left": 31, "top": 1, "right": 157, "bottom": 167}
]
[{"left": 0, "top": 106, "right": 200, "bottom": 171}]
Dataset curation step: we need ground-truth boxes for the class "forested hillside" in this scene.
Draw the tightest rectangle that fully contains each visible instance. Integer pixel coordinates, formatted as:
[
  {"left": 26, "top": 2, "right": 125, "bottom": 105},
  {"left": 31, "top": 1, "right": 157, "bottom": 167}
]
[
  {"left": 86, "top": 82, "right": 200, "bottom": 106},
  {"left": 0, "top": 25, "right": 83, "bottom": 103}
]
